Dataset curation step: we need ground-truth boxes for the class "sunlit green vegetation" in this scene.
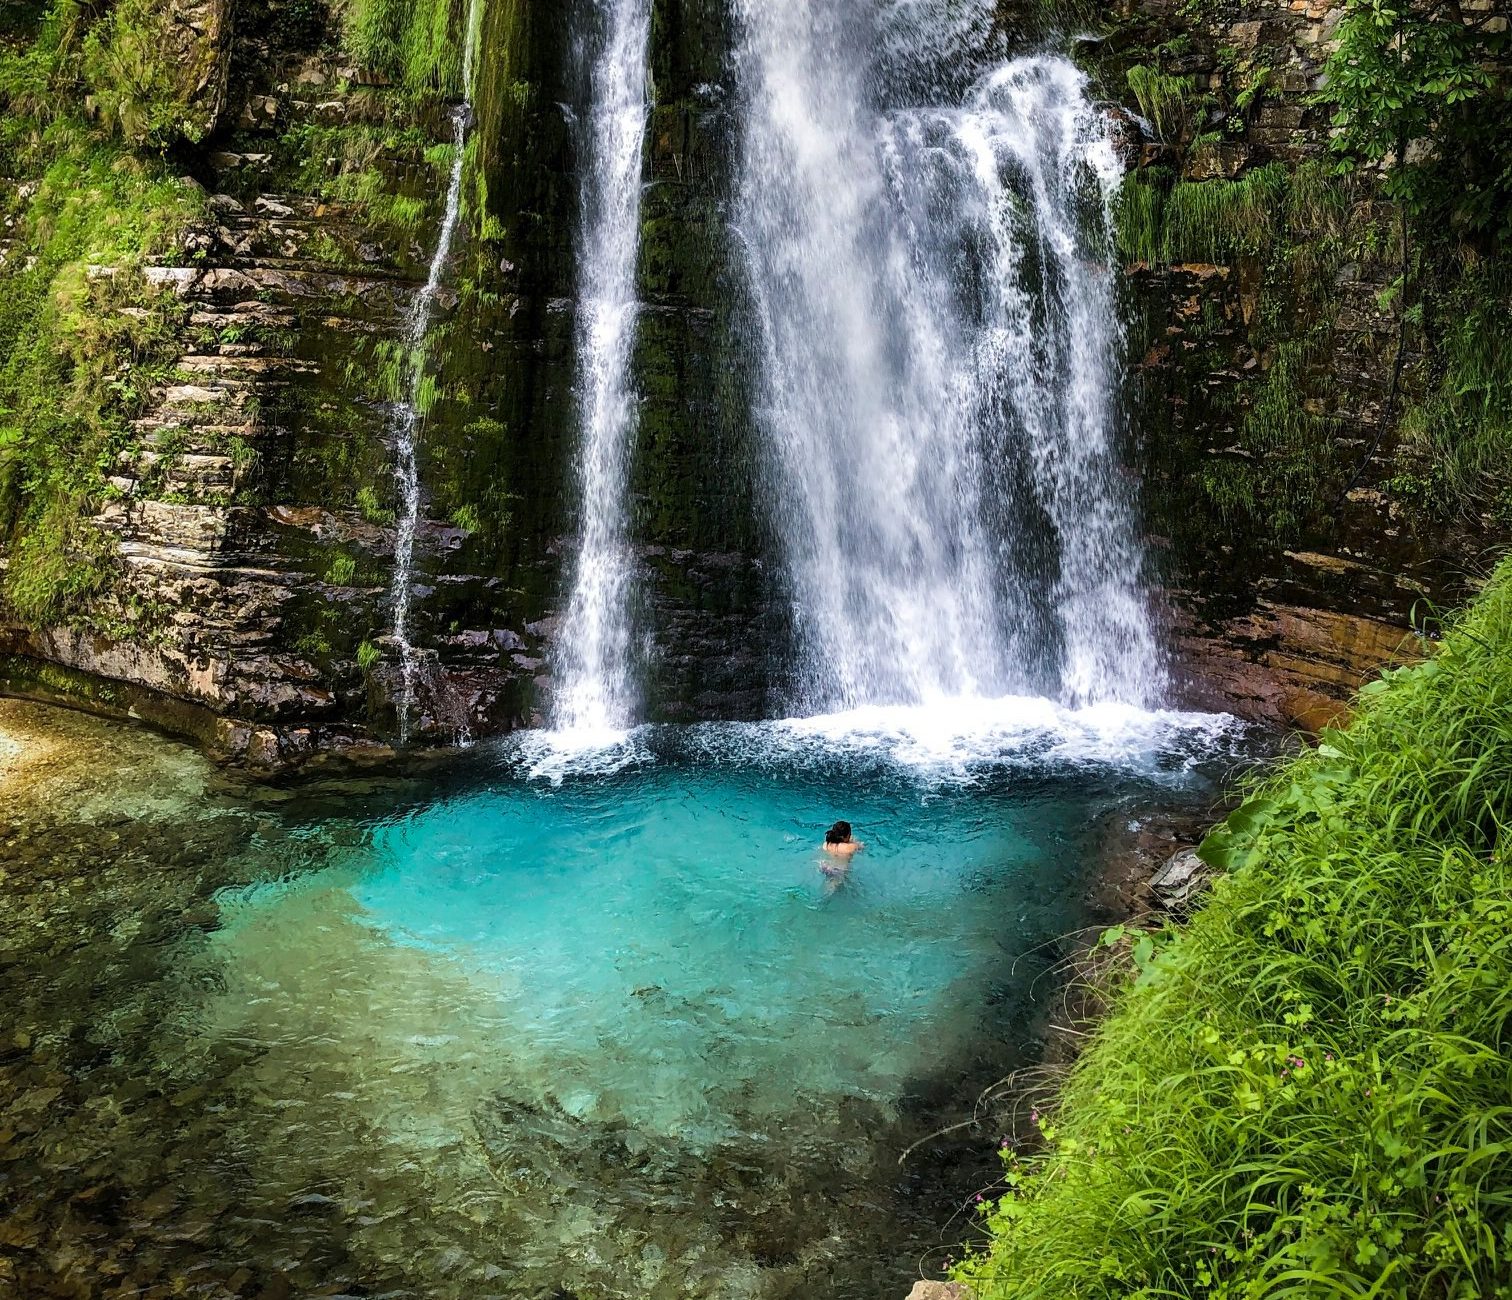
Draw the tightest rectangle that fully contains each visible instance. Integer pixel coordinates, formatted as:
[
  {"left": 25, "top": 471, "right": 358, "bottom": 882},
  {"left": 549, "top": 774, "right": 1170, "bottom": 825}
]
[
  {"left": 961, "top": 557, "right": 1512, "bottom": 1297},
  {"left": 338, "top": 0, "right": 471, "bottom": 97},
  {"left": 0, "top": 4, "right": 205, "bottom": 624},
  {"left": 1125, "top": 63, "right": 1194, "bottom": 140}
]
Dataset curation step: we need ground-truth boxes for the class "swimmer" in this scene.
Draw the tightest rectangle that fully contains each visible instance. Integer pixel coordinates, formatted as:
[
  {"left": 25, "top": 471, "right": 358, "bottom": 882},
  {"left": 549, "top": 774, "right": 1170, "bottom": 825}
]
[
  {"left": 819, "top": 821, "right": 862, "bottom": 894},
  {"left": 822, "top": 820, "right": 863, "bottom": 858}
]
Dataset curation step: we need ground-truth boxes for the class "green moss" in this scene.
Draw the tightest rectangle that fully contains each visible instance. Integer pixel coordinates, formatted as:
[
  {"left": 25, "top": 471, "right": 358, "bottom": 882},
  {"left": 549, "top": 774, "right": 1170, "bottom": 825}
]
[
  {"left": 324, "top": 552, "right": 358, "bottom": 585},
  {"left": 1118, "top": 155, "right": 1360, "bottom": 551},
  {"left": 355, "top": 484, "right": 394, "bottom": 525},
  {"left": 0, "top": 174, "right": 199, "bottom": 621},
  {"left": 961, "top": 558, "right": 1512, "bottom": 1297},
  {"left": 337, "top": 0, "right": 470, "bottom": 97},
  {"left": 0, "top": 8, "right": 207, "bottom": 625},
  {"left": 79, "top": 0, "right": 224, "bottom": 148},
  {"left": 1199, "top": 336, "right": 1344, "bottom": 539},
  {"left": 1397, "top": 267, "right": 1512, "bottom": 521}
]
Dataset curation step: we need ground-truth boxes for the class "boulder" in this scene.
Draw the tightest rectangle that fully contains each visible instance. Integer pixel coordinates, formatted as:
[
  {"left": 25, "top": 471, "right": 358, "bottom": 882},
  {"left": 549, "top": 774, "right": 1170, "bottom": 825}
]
[
  {"left": 1152, "top": 847, "right": 1210, "bottom": 909},
  {"left": 905, "top": 1284, "right": 975, "bottom": 1300}
]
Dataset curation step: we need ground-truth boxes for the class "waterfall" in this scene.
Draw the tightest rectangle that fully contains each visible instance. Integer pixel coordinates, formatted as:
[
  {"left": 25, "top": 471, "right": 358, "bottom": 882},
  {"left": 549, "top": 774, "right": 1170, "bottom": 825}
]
[
  {"left": 550, "top": 0, "right": 652, "bottom": 736},
  {"left": 387, "top": 1, "right": 480, "bottom": 744},
  {"left": 732, "top": 2, "right": 1161, "bottom": 713}
]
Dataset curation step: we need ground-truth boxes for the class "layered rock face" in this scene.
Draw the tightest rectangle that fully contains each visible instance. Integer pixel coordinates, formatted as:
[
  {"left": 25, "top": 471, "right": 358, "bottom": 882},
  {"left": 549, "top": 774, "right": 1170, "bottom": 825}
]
[
  {"left": 2, "top": 0, "right": 778, "bottom": 766},
  {"left": 0, "top": 0, "right": 1504, "bottom": 765},
  {"left": 1091, "top": 0, "right": 1510, "bottom": 724}
]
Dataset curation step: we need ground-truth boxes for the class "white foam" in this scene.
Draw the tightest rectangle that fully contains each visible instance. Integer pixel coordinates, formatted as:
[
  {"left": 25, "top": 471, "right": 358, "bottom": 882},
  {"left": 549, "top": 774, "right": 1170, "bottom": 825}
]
[
  {"left": 761, "top": 696, "right": 1246, "bottom": 774},
  {"left": 508, "top": 695, "right": 1250, "bottom": 786},
  {"left": 512, "top": 724, "right": 654, "bottom": 785}
]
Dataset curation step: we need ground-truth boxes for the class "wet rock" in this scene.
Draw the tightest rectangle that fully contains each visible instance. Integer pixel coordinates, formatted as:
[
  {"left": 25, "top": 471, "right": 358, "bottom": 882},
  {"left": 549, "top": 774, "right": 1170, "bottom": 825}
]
[
  {"left": 1151, "top": 847, "right": 1211, "bottom": 910},
  {"left": 906, "top": 1283, "right": 975, "bottom": 1300}
]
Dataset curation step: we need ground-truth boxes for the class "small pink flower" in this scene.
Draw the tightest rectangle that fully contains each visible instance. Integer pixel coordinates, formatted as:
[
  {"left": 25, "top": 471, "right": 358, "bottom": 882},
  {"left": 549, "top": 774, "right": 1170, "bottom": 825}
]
[
  {"left": 975, "top": 1193, "right": 984, "bottom": 1203},
  {"left": 1030, "top": 1109, "right": 1040, "bottom": 1123}
]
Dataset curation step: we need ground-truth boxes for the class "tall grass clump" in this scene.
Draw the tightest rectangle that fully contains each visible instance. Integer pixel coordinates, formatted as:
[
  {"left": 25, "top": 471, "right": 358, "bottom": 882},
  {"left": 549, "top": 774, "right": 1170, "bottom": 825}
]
[
  {"left": 1126, "top": 64, "right": 1194, "bottom": 141},
  {"left": 1164, "top": 164, "right": 1288, "bottom": 263},
  {"left": 338, "top": 0, "right": 467, "bottom": 97},
  {"left": 959, "top": 558, "right": 1512, "bottom": 1298},
  {"left": 1114, "top": 171, "right": 1167, "bottom": 266}
]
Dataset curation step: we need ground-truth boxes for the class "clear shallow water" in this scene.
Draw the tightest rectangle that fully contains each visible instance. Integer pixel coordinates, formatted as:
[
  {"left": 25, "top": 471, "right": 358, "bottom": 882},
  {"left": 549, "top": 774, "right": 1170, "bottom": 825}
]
[{"left": 0, "top": 700, "right": 1259, "bottom": 1299}]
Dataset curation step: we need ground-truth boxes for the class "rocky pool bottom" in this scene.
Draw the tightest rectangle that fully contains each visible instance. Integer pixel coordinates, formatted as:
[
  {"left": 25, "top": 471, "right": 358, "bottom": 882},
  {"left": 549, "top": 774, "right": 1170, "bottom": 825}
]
[{"left": 0, "top": 697, "right": 1264, "bottom": 1299}]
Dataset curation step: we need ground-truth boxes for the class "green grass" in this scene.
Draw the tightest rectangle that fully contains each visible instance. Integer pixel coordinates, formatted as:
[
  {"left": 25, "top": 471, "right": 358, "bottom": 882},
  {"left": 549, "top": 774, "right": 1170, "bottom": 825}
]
[
  {"left": 1398, "top": 267, "right": 1512, "bottom": 524},
  {"left": 1115, "top": 165, "right": 1299, "bottom": 267},
  {"left": 958, "top": 558, "right": 1512, "bottom": 1298},
  {"left": 1126, "top": 64, "right": 1196, "bottom": 141},
  {"left": 338, "top": 0, "right": 470, "bottom": 97},
  {"left": 1165, "top": 165, "right": 1289, "bottom": 264}
]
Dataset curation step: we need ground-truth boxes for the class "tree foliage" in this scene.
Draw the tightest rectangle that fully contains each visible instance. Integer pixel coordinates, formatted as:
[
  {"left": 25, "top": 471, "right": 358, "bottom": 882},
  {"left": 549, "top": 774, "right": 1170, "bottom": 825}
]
[{"left": 1324, "top": 0, "right": 1510, "bottom": 241}]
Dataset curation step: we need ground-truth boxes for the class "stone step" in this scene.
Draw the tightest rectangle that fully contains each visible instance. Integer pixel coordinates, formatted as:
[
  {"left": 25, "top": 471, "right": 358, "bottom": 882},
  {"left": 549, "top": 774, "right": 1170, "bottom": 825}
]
[
  {"left": 188, "top": 306, "right": 298, "bottom": 329},
  {"left": 133, "top": 419, "right": 259, "bottom": 441},
  {"left": 176, "top": 354, "right": 319, "bottom": 376},
  {"left": 119, "top": 450, "right": 238, "bottom": 492}
]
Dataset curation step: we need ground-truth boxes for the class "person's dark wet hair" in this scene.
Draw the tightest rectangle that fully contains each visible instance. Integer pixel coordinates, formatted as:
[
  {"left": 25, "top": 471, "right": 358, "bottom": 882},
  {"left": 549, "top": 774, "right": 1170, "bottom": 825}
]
[{"left": 825, "top": 821, "right": 853, "bottom": 845}]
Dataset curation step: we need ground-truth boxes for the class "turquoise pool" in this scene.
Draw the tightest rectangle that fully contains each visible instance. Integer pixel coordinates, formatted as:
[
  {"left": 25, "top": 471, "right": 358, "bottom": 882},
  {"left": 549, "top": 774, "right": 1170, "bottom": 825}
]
[{"left": 0, "top": 698, "right": 1255, "bottom": 1298}]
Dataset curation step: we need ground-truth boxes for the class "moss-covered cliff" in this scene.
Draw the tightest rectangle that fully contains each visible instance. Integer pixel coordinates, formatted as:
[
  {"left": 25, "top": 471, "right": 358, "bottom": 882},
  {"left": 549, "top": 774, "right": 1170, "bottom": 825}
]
[
  {"left": 1078, "top": 0, "right": 1510, "bottom": 726},
  {"left": 0, "top": 0, "right": 1506, "bottom": 767},
  {"left": 0, "top": 0, "right": 781, "bottom": 765}
]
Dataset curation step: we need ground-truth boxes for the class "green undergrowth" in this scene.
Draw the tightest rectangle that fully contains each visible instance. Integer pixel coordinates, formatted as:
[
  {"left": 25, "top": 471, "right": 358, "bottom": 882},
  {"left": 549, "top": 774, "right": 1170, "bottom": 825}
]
[
  {"left": 0, "top": 10, "right": 203, "bottom": 625},
  {"left": 1392, "top": 266, "right": 1512, "bottom": 527},
  {"left": 1119, "top": 159, "right": 1366, "bottom": 543},
  {"left": 959, "top": 558, "right": 1512, "bottom": 1298}
]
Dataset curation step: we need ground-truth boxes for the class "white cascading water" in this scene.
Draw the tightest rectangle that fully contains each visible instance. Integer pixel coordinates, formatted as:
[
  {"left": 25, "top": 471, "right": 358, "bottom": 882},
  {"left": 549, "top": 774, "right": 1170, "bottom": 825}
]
[
  {"left": 387, "top": 1, "right": 480, "bottom": 744},
  {"left": 733, "top": 1, "right": 1162, "bottom": 714},
  {"left": 549, "top": 0, "right": 653, "bottom": 738}
]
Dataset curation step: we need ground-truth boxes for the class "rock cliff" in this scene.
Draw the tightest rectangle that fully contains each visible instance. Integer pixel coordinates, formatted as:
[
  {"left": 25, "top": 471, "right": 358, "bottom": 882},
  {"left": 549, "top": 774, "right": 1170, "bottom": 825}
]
[{"left": 0, "top": 0, "right": 1504, "bottom": 766}]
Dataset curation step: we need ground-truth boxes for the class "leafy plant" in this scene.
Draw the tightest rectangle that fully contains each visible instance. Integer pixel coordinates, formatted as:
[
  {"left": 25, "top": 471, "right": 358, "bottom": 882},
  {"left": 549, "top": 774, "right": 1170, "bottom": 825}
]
[
  {"left": 1323, "top": 0, "right": 1509, "bottom": 241},
  {"left": 959, "top": 560, "right": 1512, "bottom": 1298}
]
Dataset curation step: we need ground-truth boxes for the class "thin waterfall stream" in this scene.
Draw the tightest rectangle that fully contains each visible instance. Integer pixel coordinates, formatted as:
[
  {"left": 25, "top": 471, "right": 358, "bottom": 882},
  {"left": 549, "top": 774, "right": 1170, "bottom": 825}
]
[
  {"left": 550, "top": 0, "right": 653, "bottom": 738},
  {"left": 387, "top": 0, "right": 480, "bottom": 744},
  {"left": 733, "top": 2, "right": 1161, "bottom": 715}
]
